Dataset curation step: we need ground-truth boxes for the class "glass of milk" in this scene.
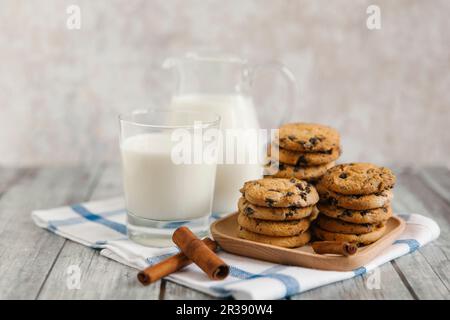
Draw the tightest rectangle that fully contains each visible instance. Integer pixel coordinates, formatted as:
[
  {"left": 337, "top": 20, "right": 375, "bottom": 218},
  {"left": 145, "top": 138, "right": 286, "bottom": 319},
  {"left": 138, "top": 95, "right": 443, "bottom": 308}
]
[{"left": 119, "top": 109, "right": 220, "bottom": 247}]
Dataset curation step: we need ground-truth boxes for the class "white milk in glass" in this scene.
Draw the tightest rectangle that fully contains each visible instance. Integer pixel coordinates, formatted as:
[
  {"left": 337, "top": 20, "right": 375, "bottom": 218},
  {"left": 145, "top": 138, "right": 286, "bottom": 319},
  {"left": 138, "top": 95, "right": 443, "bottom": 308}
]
[
  {"left": 121, "top": 132, "right": 216, "bottom": 221},
  {"left": 171, "top": 94, "right": 263, "bottom": 213}
]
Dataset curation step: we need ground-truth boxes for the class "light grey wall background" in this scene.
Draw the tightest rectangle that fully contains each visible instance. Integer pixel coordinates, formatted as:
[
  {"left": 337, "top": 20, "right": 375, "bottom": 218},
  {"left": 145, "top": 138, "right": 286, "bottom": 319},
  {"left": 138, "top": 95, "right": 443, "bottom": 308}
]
[{"left": 1, "top": 0, "right": 449, "bottom": 167}]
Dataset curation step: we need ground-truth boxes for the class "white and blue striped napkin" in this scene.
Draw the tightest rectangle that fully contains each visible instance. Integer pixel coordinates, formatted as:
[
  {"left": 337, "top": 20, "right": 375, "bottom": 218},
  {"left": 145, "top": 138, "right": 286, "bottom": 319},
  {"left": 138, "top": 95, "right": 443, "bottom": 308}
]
[{"left": 31, "top": 197, "right": 440, "bottom": 300}]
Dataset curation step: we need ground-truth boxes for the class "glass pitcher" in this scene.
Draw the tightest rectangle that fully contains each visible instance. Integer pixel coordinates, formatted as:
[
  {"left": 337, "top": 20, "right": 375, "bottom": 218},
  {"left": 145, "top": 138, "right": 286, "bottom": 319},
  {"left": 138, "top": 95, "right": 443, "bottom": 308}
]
[{"left": 163, "top": 52, "right": 297, "bottom": 214}]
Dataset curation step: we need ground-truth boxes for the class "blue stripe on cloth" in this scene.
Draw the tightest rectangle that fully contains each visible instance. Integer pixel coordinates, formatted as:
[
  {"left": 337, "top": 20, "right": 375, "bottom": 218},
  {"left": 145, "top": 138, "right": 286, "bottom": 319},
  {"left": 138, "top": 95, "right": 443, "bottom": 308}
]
[
  {"left": 394, "top": 239, "right": 420, "bottom": 253},
  {"left": 353, "top": 266, "right": 367, "bottom": 276},
  {"left": 70, "top": 204, "right": 127, "bottom": 235},
  {"left": 163, "top": 213, "right": 221, "bottom": 229},
  {"left": 159, "top": 213, "right": 221, "bottom": 229},
  {"left": 90, "top": 240, "right": 108, "bottom": 249},
  {"left": 47, "top": 224, "right": 58, "bottom": 233},
  {"left": 162, "top": 221, "right": 189, "bottom": 229},
  {"left": 211, "top": 213, "right": 222, "bottom": 220},
  {"left": 396, "top": 213, "right": 411, "bottom": 221},
  {"left": 209, "top": 286, "right": 230, "bottom": 295},
  {"left": 264, "top": 273, "right": 299, "bottom": 297},
  {"left": 90, "top": 237, "right": 129, "bottom": 249},
  {"left": 212, "top": 266, "right": 300, "bottom": 298},
  {"left": 229, "top": 266, "right": 255, "bottom": 279},
  {"left": 48, "top": 208, "right": 125, "bottom": 229},
  {"left": 145, "top": 249, "right": 180, "bottom": 265}
]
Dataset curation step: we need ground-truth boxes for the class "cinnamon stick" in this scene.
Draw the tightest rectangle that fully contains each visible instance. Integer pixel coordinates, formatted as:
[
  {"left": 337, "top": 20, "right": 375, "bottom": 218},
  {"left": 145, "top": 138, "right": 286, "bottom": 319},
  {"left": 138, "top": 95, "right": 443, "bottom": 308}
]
[
  {"left": 172, "top": 226, "right": 229, "bottom": 280},
  {"left": 137, "top": 238, "right": 217, "bottom": 285},
  {"left": 311, "top": 241, "right": 358, "bottom": 256}
]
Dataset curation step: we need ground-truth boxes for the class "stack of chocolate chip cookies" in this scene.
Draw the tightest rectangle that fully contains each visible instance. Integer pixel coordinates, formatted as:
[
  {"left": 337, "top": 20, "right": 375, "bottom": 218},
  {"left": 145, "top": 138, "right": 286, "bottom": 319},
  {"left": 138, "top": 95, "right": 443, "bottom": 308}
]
[
  {"left": 237, "top": 178, "right": 319, "bottom": 248},
  {"left": 265, "top": 123, "right": 341, "bottom": 183},
  {"left": 314, "top": 163, "right": 396, "bottom": 246}
]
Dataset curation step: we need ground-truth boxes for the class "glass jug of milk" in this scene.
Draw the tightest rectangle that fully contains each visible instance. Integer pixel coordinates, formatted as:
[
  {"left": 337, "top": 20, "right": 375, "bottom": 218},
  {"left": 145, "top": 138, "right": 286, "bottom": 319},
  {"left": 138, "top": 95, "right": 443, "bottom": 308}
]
[{"left": 164, "top": 52, "right": 296, "bottom": 214}]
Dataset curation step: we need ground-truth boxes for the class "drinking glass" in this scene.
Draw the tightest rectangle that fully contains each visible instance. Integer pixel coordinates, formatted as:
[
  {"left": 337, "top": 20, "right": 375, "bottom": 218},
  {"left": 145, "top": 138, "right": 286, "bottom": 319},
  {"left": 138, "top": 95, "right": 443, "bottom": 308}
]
[{"left": 119, "top": 109, "right": 220, "bottom": 247}]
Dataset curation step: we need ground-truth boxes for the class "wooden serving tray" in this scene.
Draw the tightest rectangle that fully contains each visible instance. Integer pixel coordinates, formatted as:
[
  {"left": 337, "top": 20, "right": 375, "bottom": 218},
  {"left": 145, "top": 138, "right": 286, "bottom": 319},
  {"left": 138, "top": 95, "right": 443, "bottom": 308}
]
[{"left": 210, "top": 213, "right": 405, "bottom": 271}]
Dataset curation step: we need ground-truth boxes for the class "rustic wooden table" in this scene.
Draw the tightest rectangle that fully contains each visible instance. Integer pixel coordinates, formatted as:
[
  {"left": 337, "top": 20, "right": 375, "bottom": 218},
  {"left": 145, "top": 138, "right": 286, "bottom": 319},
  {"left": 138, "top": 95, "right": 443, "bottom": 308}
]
[{"left": 0, "top": 164, "right": 448, "bottom": 300}]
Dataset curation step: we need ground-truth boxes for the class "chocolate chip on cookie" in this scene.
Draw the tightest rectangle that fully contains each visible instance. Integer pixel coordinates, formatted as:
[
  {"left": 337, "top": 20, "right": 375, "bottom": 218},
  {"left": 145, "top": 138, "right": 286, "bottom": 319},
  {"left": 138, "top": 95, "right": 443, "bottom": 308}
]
[
  {"left": 238, "top": 197, "right": 318, "bottom": 221},
  {"left": 316, "top": 215, "right": 385, "bottom": 235},
  {"left": 265, "top": 161, "right": 335, "bottom": 182},
  {"left": 240, "top": 178, "right": 319, "bottom": 208},
  {"left": 237, "top": 213, "right": 311, "bottom": 237},
  {"left": 316, "top": 179, "right": 393, "bottom": 210},
  {"left": 276, "top": 123, "right": 340, "bottom": 153},
  {"left": 313, "top": 225, "right": 386, "bottom": 245},
  {"left": 317, "top": 203, "right": 392, "bottom": 224},
  {"left": 238, "top": 228, "right": 311, "bottom": 248},
  {"left": 321, "top": 163, "right": 396, "bottom": 195},
  {"left": 268, "top": 144, "right": 341, "bottom": 166}
]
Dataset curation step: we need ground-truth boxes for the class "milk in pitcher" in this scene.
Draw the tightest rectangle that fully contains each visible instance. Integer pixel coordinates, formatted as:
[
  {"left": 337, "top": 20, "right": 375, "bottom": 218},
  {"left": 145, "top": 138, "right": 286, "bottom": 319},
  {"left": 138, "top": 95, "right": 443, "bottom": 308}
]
[{"left": 171, "top": 94, "right": 263, "bottom": 213}]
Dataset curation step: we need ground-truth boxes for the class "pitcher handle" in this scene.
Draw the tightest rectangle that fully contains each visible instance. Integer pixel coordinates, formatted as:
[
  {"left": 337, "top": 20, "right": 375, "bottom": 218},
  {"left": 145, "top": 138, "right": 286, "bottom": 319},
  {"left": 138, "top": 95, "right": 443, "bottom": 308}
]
[{"left": 248, "top": 61, "right": 297, "bottom": 126}]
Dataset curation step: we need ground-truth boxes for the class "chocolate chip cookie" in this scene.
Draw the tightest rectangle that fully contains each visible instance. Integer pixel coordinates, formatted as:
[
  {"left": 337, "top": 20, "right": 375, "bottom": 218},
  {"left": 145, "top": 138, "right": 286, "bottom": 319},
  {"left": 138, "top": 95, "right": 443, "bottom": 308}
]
[
  {"left": 318, "top": 203, "right": 392, "bottom": 224},
  {"left": 237, "top": 213, "right": 311, "bottom": 236},
  {"left": 240, "top": 178, "right": 319, "bottom": 208},
  {"left": 238, "top": 227, "right": 311, "bottom": 248},
  {"left": 238, "top": 197, "right": 318, "bottom": 221},
  {"left": 316, "top": 179, "right": 393, "bottom": 210},
  {"left": 321, "top": 163, "right": 396, "bottom": 195},
  {"left": 265, "top": 161, "right": 335, "bottom": 182},
  {"left": 313, "top": 225, "right": 386, "bottom": 245},
  {"left": 268, "top": 144, "right": 341, "bottom": 166},
  {"left": 316, "top": 215, "right": 385, "bottom": 234},
  {"left": 276, "top": 123, "right": 340, "bottom": 153}
]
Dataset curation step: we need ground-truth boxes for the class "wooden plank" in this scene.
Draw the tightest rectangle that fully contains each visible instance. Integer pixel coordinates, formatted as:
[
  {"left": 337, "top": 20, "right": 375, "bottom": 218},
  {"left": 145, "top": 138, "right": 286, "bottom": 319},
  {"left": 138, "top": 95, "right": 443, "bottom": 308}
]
[
  {"left": 0, "top": 168, "right": 28, "bottom": 195},
  {"left": 291, "top": 262, "right": 414, "bottom": 300},
  {"left": 0, "top": 166, "right": 100, "bottom": 299},
  {"left": 416, "top": 167, "right": 450, "bottom": 294},
  {"left": 409, "top": 167, "right": 450, "bottom": 292},
  {"left": 388, "top": 167, "right": 450, "bottom": 299},
  {"left": 37, "top": 240, "right": 160, "bottom": 299},
  {"left": 88, "top": 164, "right": 123, "bottom": 200},
  {"left": 417, "top": 166, "right": 450, "bottom": 204},
  {"left": 37, "top": 163, "right": 161, "bottom": 299}
]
